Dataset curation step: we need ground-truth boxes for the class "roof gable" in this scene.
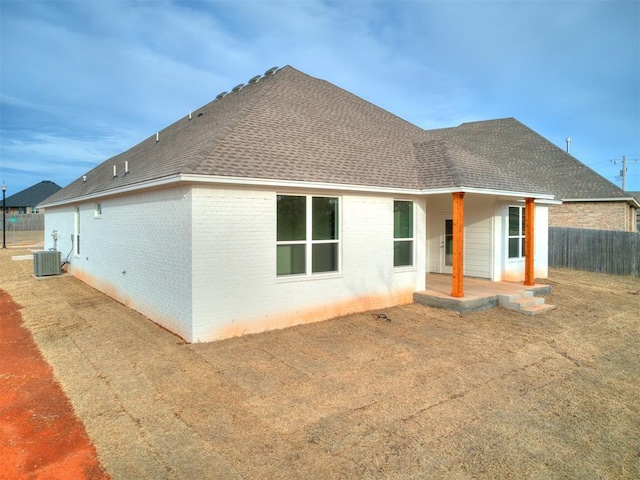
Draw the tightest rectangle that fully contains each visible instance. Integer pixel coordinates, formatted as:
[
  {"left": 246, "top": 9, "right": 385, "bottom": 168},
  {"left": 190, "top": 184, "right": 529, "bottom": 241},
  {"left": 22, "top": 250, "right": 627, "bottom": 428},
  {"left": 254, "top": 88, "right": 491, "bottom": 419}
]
[
  {"left": 415, "top": 139, "right": 549, "bottom": 194},
  {"left": 425, "top": 118, "right": 627, "bottom": 200}
]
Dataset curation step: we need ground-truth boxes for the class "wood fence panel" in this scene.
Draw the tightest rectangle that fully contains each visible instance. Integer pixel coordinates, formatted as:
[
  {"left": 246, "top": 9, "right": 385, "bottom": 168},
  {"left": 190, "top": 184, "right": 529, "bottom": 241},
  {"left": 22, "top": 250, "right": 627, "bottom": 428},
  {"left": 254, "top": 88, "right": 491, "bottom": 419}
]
[
  {"left": 549, "top": 227, "right": 640, "bottom": 277},
  {"left": 1, "top": 213, "right": 45, "bottom": 231}
]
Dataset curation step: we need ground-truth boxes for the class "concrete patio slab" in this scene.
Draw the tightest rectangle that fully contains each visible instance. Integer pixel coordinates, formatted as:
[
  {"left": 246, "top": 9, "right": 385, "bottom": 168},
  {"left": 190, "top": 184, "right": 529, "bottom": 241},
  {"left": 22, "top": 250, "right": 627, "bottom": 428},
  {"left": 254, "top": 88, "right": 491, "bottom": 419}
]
[{"left": 415, "top": 274, "right": 553, "bottom": 313}]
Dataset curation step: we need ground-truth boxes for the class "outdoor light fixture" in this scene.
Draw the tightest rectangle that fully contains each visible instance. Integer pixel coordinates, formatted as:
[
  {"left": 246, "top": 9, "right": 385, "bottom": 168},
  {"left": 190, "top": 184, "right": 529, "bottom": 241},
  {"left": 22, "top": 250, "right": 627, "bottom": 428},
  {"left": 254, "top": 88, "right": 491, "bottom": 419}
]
[{"left": 2, "top": 182, "right": 7, "bottom": 249}]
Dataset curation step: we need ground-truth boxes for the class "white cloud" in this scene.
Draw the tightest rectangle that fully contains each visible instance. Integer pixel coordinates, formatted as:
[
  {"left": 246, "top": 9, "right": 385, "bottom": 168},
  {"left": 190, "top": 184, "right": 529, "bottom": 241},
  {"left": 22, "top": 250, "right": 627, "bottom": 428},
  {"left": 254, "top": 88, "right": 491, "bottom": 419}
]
[{"left": 1, "top": 0, "right": 638, "bottom": 192}]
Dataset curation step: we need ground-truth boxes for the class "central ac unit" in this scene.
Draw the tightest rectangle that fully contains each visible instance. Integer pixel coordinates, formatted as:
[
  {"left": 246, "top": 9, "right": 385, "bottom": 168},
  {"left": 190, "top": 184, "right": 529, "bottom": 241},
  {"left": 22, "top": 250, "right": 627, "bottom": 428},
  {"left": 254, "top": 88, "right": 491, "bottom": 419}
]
[{"left": 33, "top": 251, "right": 61, "bottom": 277}]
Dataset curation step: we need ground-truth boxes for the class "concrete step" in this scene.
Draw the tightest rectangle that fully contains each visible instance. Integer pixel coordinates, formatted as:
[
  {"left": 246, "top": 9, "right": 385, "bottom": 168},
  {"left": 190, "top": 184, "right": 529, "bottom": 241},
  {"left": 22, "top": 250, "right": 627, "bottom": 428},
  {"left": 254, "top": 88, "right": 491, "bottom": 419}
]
[
  {"left": 519, "top": 303, "right": 556, "bottom": 316},
  {"left": 506, "top": 296, "right": 545, "bottom": 310},
  {"left": 498, "top": 292, "right": 555, "bottom": 316}
]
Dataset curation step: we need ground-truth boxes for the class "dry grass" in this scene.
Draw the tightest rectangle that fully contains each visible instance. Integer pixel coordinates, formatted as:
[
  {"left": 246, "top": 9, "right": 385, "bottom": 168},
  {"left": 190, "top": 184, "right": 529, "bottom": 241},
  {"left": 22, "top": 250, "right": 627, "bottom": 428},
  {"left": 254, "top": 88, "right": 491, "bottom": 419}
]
[
  {"left": 1, "top": 247, "right": 639, "bottom": 479},
  {"left": 0, "top": 230, "right": 44, "bottom": 248}
]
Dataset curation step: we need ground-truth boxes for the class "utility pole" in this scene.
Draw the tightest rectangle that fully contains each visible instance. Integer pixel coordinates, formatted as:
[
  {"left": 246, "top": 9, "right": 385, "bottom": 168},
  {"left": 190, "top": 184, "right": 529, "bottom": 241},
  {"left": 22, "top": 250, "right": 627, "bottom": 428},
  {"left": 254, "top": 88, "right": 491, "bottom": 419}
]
[{"left": 612, "top": 155, "right": 638, "bottom": 191}]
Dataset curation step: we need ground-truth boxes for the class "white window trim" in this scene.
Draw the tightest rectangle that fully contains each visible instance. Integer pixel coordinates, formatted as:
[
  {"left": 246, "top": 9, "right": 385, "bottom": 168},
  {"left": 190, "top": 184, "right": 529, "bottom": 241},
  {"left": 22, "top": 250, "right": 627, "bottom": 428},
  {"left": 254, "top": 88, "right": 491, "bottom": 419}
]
[
  {"left": 393, "top": 199, "right": 416, "bottom": 270},
  {"left": 507, "top": 205, "right": 525, "bottom": 260},
  {"left": 276, "top": 194, "right": 342, "bottom": 278},
  {"left": 74, "top": 206, "right": 80, "bottom": 257},
  {"left": 94, "top": 202, "right": 103, "bottom": 218}
]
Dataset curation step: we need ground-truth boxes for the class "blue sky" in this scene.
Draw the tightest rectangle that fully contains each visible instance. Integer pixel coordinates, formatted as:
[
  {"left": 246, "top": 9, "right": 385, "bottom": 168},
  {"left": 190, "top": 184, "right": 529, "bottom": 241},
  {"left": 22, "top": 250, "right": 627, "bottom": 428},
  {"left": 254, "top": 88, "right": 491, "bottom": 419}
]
[{"left": 1, "top": 0, "right": 639, "bottom": 197}]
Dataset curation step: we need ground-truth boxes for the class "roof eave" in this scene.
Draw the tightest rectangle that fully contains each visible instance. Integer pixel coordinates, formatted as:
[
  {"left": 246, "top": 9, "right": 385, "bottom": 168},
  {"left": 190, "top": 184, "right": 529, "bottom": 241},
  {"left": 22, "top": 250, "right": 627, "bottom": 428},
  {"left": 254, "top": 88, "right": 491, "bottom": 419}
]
[
  {"left": 562, "top": 197, "right": 640, "bottom": 208},
  {"left": 420, "top": 186, "right": 559, "bottom": 203},
  {"left": 40, "top": 174, "right": 560, "bottom": 208}
]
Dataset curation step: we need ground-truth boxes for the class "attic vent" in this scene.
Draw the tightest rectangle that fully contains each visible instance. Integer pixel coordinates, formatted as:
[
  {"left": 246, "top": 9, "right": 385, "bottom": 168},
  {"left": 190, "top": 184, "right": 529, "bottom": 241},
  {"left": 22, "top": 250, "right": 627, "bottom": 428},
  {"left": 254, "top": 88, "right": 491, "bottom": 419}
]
[
  {"left": 231, "top": 84, "right": 244, "bottom": 92},
  {"left": 248, "top": 75, "right": 261, "bottom": 84},
  {"left": 264, "top": 66, "right": 279, "bottom": 76},
  {"left": 215, "top": 91, "right": 228, "bottom": 100}
]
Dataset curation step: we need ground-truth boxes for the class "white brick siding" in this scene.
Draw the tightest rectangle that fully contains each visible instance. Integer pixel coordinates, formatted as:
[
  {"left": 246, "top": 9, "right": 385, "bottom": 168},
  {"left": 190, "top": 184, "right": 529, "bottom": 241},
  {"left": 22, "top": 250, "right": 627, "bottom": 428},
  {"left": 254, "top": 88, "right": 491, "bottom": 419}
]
[
  {"left": 44, "top": 184, "right": 548, "bottom": 343},
  {"left": 191, "top": 186, "right": 425, "bottom": 342},
  {"left": 44, "top": 187, "right": 194, "bottom": 341}
]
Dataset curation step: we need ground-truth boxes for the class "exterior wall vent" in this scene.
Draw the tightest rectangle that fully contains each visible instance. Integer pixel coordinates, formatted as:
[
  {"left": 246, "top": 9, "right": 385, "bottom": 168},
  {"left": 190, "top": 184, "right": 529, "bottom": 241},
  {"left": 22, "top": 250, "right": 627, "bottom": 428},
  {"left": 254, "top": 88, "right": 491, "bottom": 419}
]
[{"left": 33, "top": 251, "right": 61, "bottom": 277}]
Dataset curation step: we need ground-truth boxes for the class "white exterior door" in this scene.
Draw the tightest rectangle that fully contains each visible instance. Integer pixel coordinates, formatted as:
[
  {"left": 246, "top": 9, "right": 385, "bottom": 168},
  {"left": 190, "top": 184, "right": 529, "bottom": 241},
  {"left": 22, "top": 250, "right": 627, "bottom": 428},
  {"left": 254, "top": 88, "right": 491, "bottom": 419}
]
[{"left": 440, "top": 216, "right": 453, "bottom": 274}]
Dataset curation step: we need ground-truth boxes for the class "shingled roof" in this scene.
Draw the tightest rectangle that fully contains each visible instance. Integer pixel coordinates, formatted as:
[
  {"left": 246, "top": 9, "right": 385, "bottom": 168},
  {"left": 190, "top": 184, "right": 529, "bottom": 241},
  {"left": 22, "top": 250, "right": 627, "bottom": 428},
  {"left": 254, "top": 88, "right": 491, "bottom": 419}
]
[
  {"left": 43, "top": 67, "right": 551, "bottom": 206},
  {"left": 424, "top": 118, "right": 631, "bottom": 201},
  {"left": 5, "top": 180, "right": 61, "bottom": 207}
]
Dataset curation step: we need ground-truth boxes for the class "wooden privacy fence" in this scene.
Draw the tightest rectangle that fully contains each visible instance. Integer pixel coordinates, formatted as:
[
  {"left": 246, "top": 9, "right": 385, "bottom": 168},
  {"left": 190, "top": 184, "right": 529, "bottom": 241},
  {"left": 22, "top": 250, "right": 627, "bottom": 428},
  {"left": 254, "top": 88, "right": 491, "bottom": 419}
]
[
  {"left": 549, "top": 227, "right": 640, "bottom": 277},
  {"left": 1, "top": 213, "right": 45, "bottom": 231}
]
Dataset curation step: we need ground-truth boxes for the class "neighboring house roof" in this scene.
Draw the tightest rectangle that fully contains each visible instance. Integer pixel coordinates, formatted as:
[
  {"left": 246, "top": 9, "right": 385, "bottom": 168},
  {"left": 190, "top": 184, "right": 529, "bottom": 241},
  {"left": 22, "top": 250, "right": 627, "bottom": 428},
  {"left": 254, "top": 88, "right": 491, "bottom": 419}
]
[
  {"left": 423, "top": 118, "right": 634, "bottom": 203},
  {"left": 5, "top": 180, "right": 61, "bottom": 208},
  {"left": 43, "top": 66, "right": 553, "bottom": 207}
]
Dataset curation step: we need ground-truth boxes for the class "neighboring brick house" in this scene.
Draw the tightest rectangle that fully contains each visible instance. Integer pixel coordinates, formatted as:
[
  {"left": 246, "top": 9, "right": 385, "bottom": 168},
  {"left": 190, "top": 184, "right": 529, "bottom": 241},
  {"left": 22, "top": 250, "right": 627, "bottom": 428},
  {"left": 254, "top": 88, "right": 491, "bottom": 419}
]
[
  {"left": 424, "top": 119, "right": 639, "bottom": 232},
  {"left": 628, "top": 191, "right": 640, "bottom": 231},
  {"left": 3, "top": 180, "right": 61, "bottom": 214},
  {"left": 41, "top": 66, "right": 558, "bottom": 343}
]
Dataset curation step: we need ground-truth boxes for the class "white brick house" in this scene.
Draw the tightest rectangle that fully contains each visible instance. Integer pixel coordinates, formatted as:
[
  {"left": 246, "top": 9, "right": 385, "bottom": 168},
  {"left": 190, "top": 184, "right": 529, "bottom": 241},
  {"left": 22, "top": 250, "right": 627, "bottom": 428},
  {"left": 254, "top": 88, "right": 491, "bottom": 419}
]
[{"left": 41, "top": 66, "right": 557, "bottom": 342}]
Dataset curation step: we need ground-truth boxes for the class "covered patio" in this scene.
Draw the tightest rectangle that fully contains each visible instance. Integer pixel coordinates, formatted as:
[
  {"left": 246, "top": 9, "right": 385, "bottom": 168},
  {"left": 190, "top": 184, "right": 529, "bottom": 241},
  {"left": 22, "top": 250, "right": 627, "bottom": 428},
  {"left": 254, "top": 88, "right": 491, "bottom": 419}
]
[{"left": 414, "top": 274, "right": 553, "bottom": 314}]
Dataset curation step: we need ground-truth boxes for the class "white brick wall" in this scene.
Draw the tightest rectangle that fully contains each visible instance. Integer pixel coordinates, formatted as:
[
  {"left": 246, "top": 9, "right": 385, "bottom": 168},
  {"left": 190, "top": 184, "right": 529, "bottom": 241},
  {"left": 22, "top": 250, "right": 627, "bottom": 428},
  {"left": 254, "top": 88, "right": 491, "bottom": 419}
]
[
  {"left": 44, "top": 186, "right": 194, "bottom": 341},
  {"left": 191, "top": 186, "right": 425, "bottom": 342},
  {"left": 44, "top": 184, "right": 548, "bottom": 343}
]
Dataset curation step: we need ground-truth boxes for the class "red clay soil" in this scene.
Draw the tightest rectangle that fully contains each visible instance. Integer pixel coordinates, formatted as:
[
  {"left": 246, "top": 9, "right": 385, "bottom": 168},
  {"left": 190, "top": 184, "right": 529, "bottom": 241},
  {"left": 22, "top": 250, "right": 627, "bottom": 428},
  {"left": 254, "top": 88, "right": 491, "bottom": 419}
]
[{"left": 0, "top": 290, "right": 109, "bottom": 480}]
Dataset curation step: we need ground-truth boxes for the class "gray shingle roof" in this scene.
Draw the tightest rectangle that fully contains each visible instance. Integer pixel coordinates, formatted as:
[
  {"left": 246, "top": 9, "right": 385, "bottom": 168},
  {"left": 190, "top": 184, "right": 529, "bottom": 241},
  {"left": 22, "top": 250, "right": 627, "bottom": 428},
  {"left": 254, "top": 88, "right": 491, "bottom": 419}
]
[
  {"left": 5, "top": 180, "right": 61, "bottom": 207},
  {"left": 43, "top": 67, "right": 554, "bottom": 206},
  {"left": 424, "top": 118, "right": 628, "bottom": 200},
  {"left": 415, "top": 139, "right": 549, "bottom": 194}
]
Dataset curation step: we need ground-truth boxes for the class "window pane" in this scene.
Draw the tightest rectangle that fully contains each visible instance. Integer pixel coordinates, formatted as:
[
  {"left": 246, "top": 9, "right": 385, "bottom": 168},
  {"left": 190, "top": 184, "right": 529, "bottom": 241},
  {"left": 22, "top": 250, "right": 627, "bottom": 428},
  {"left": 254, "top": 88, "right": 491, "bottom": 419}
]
[
  {"left": 312, "top": 197, "right": 338, "bottom": 240},
  {"left": 394, "top": 240, "right": 413, "bottom": 266},
  {"left": 312, "top": 243, "right": 338, "bottom": 273},
  {"left": 277, "top": 244, "right": 306, "bottom": 275},
  {"left": 508, "top": 207, "right": 520, "bottom": 236},
  {"left": 394, "top": 201, "right": 413, "bottom": 238},
  {"left": 508, "top": 238, "right": 520, "bottom": 258},
  {"left": 277, "top": 195, "right": 306, "bottom": 241},
  {"left": 521, "top": 238, "right": 526, "bottom": 257}
]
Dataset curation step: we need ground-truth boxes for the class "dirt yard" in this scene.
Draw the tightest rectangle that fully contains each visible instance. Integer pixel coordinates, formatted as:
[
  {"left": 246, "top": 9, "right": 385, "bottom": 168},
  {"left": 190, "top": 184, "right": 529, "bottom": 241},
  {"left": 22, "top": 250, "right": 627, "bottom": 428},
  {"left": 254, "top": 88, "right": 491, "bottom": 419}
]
[{"left": 1, "top": 243, "right": 639, "bottom": 479}]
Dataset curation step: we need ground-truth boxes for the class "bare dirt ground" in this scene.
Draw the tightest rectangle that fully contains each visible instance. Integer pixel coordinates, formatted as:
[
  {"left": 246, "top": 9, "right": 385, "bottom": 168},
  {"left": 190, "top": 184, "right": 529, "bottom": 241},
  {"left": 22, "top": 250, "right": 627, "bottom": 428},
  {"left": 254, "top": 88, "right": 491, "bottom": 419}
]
[
  {"left": 0, "top": 290, "right": 109, "bottom": 479},
  {"left": 1, "top": 238, "right": 639, "bottom": 479}
]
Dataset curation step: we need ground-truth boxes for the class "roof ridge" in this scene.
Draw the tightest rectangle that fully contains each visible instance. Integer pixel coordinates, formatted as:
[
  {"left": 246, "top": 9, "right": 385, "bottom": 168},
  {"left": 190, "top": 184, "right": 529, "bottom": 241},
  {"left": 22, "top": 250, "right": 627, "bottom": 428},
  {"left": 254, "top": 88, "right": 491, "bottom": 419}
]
[
  {"left": 440, "top": 140, "right": 465, "bottom": 187},
  {"left": 182, "top": 68, "right": 284, "bottom": 174}
]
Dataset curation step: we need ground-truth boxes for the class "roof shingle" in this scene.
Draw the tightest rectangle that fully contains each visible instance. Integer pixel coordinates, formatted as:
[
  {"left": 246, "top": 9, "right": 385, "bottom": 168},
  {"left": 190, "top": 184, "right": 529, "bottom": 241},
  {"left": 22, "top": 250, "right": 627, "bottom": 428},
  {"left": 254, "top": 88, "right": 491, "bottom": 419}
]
[
  {"left": 5, "top": 181, "right": 61, "bottom": 207},
  {"left": 424, "top": 118, "right": 628, "bottom": 200},
  {"left": 43, "top": 68, "right": 562, "bottom": 206}
]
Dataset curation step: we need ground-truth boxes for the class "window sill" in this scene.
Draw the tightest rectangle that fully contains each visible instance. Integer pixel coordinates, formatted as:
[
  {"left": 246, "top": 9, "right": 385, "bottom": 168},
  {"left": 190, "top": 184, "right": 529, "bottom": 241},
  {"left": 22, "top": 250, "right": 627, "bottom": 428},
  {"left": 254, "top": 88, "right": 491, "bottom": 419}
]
[
  {"left": 276, "top": 272, "right": 342, "bottom": 283},
  {"left": 393, "top": 265, "right": 417, "bottom": 273}
]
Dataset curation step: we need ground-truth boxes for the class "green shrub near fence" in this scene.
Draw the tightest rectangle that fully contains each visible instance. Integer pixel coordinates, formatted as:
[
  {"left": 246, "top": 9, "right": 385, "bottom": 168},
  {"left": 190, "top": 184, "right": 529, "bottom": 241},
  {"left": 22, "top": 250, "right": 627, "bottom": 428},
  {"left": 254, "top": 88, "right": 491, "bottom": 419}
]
[{"left": 549, "top": 227, "right": 640, "bottom": 277}]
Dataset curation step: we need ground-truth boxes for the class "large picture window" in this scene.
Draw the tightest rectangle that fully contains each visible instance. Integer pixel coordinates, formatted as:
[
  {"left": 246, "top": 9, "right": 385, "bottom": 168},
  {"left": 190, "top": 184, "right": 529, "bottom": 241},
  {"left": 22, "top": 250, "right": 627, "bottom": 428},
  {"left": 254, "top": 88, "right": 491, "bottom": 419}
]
[
  {"left": 508, "top": 206, "right": 526, "bottom": 258},
  {"left": 394, "top": 200, "right": 414, "bottom": 267},
  {"left": 277, "top": 195, "right": 339, "bottom": 276}
]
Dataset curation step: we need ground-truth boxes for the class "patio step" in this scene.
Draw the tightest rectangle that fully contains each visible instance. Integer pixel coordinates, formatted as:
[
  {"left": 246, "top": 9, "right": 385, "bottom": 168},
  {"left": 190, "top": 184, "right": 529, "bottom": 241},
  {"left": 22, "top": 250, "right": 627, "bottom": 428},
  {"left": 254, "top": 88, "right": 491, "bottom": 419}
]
[{"left": 498, "top": 292, "right": 555, "bottom": 316}]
